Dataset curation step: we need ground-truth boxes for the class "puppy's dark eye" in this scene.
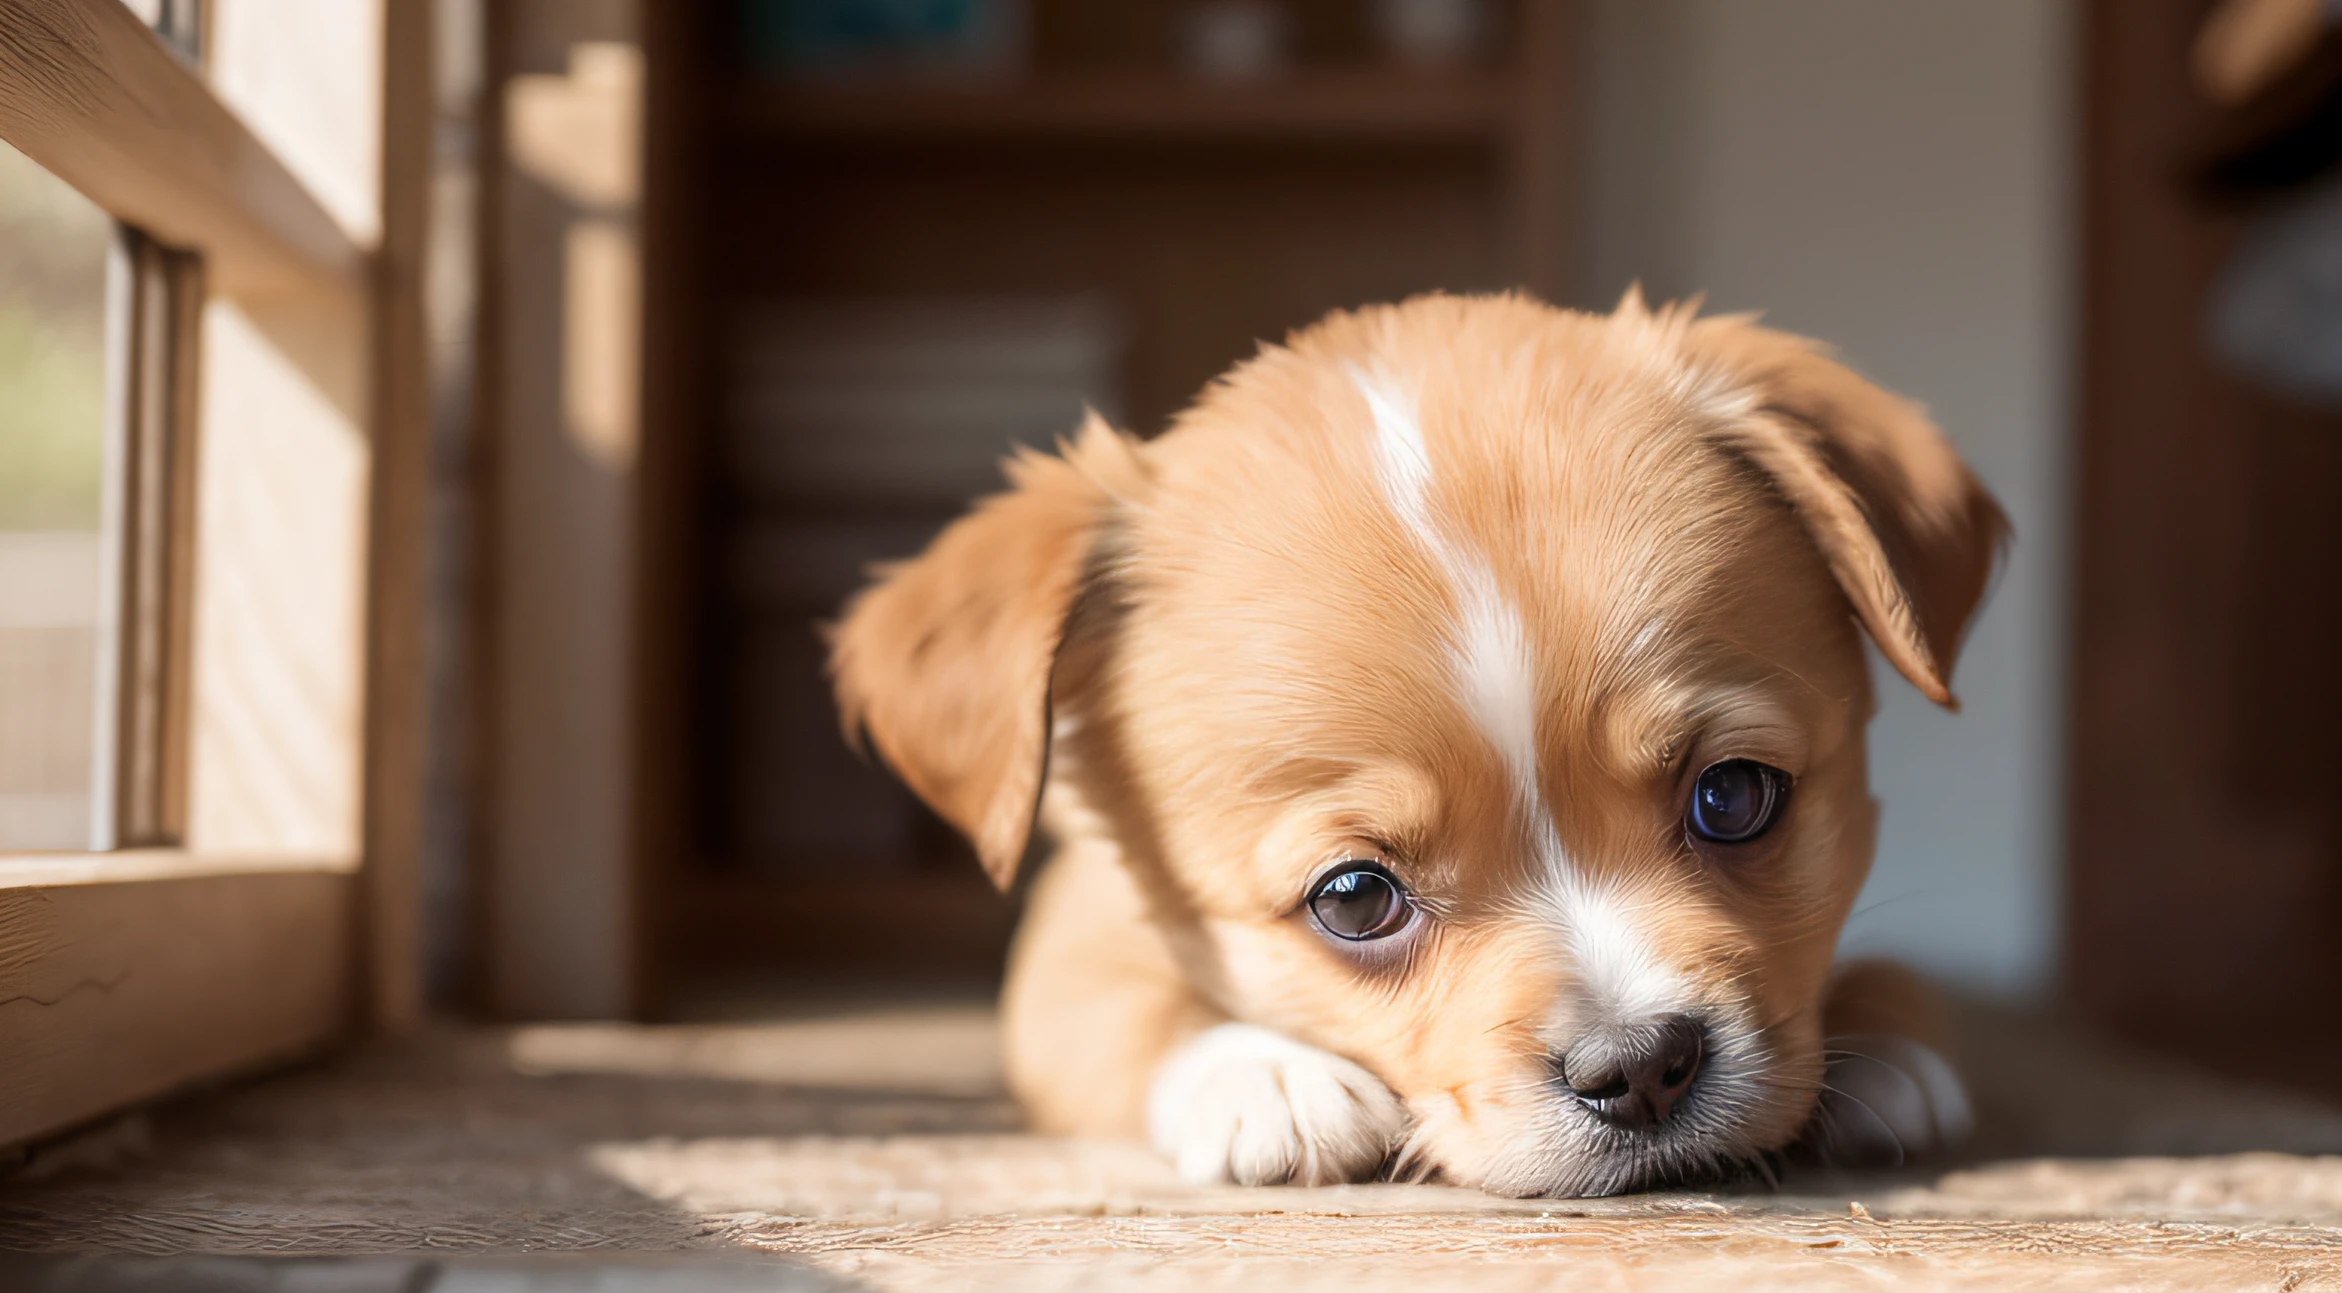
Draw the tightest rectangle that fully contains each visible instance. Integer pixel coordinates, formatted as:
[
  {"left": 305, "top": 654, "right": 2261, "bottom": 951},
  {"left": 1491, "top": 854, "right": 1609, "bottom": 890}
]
[
  {"left": 1308, "top": 863, "right": 1411, "bottom": 941},
  {"left": 1687, "top": 759, "right": 1791, "bottom": 844}
]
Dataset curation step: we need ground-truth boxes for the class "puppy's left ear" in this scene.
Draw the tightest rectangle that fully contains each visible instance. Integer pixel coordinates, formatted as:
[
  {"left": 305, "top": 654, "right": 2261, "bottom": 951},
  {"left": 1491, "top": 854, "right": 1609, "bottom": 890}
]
[
  {"left": 1688, "top": 319, "right": 2009, "bottom": 708},
  {"left": 829, "top": 414, "right": 1147, "bottom": 887}
]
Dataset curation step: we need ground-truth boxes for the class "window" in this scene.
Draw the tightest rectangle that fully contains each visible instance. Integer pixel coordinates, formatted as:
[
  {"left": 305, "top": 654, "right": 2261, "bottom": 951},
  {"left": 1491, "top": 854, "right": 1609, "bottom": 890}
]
[
  {"left": 0, "top": 131, "right": 202, "bottom": 859},
  {"left": 0, "top": 0, "right": 428, "bottom": 1148},
  {"left": 122, "top": 0, "right": 205, "bottom": 65},
  {"left": 0, "top": 142, "right": 113, "bottom": 851}
]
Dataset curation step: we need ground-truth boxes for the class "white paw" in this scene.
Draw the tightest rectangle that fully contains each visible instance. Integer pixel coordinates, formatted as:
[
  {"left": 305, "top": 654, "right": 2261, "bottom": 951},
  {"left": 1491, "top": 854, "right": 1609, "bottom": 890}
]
[{"left": 1146, "top": 1023, "right": 1408, "bottom": 1186}]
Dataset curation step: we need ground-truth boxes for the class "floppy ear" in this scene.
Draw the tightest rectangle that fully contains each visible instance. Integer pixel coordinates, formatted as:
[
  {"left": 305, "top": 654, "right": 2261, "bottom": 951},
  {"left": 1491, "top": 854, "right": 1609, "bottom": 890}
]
[
  {"left": 1686, "top": 317, "right": 2009, "bottom": 708},
  {"left": 829, "top": 414, "right": 1147, "bottom": 887}
]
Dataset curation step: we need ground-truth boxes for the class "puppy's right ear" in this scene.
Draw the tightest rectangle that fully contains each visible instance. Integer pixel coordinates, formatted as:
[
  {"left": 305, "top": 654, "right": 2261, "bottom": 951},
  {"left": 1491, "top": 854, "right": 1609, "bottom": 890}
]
[{"left": 829, "top": 414, "right": 1146, "bottom": 888}]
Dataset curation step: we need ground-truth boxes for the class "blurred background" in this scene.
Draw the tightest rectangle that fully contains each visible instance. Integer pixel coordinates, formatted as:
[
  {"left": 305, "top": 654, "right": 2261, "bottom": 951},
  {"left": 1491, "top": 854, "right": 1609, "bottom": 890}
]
[{"left": 5, "top": 0, "right": 2339, "bottom": 1095}]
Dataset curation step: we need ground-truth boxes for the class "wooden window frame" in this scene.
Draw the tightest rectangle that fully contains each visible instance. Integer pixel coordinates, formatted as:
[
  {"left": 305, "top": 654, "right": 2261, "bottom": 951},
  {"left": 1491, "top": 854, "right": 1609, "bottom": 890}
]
[
  {"left": 0, "top": 0, "right": 429, "bottom": 1148},
  {"left": 91, "top": 228, "right": 201, "bottom": 852}
]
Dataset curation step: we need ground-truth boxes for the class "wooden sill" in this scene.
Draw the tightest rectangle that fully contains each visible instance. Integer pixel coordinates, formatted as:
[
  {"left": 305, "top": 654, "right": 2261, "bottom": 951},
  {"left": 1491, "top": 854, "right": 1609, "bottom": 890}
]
[
  {"left": 732, "top": 68, "right": 1518, "bottom": 144},
  {"left": 0, "top": 853, "right": 357, "bottom": 1150},
  {"left": 0, "top": 848, "right": 359, "bottom": 888}
]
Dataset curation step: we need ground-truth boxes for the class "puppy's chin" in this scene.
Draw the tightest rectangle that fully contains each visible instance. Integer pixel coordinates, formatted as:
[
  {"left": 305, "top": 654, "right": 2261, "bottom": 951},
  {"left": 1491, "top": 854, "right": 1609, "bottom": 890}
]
[{"left": 1424, "top": 1023, "right": 1822, "bottom": 1198}]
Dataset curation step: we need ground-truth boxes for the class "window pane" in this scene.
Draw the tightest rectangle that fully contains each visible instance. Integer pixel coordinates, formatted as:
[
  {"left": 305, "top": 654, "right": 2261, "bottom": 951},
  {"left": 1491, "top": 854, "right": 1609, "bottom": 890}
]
[
  {"left": 0, "top": 142, "right": 113, "bottom": 850},
  {"left": 122, "top": 0, "right": 206, "bottom": 65}
]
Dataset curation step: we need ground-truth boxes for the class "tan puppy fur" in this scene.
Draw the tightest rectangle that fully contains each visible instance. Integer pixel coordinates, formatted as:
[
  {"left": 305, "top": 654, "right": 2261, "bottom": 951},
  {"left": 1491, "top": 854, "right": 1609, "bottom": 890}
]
[{"left": 832, "top": 292, "right": 2004, "bottom": 1196}]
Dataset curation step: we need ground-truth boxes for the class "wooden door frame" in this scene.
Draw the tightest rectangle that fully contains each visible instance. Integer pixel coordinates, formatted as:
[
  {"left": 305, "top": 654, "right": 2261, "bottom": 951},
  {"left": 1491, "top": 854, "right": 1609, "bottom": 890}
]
[{"left": 2068, "top": 0, "right": 2342, "bottom": 1078}]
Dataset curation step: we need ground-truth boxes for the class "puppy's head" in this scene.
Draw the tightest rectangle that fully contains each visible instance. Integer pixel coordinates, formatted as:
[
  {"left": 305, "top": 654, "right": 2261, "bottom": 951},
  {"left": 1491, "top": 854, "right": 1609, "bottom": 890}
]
[{"left": 832, "top": 293, "right": 2004, "bottom": 1195}]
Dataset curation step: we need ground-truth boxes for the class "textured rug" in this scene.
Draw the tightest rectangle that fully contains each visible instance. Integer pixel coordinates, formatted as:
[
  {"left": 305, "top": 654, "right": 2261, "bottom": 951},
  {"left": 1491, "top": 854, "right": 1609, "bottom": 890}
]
[{"left": 7, "top": 990, "right": 2342, "bottom": 1290}]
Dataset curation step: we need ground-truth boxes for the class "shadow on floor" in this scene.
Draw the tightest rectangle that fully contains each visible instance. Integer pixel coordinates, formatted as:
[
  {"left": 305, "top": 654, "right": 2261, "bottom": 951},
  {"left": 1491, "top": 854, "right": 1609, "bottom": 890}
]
[{"left": 0, "top": 1252, "right": 861, "bottom": 1292}]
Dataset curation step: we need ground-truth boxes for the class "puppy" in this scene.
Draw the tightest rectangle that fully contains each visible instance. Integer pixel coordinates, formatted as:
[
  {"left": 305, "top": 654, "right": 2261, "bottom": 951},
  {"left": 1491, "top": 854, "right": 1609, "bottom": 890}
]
[{"left": 830, "top": 292, "right": 2003, "bottom": 1195}]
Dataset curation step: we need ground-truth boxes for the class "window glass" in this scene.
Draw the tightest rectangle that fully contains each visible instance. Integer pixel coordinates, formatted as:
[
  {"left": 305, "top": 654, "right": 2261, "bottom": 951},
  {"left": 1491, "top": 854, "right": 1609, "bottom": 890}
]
[
  {"left": 121, "top": 0, "right": 206, "bottom": 65},
  {"left": 0, "top": 142, "right": 114, "bottom": 850}
]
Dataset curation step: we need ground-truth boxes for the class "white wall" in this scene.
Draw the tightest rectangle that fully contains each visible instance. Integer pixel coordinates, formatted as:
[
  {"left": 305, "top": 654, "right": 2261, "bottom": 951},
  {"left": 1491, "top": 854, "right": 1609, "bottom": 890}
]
[{"left": 1579, "top": 0, "right": 2076, "bottom": 994}]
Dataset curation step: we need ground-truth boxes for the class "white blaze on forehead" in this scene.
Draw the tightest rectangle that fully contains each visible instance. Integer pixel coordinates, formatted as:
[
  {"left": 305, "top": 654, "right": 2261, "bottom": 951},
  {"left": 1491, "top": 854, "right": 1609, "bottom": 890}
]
[
  {"left": 1451, "top": 565, "right": 1540, "bottom": 811},
  {"left": 1354, "top": 365, "right": 1540, "bottom": 807},
  {"left": 1352, "top": 365, "right": 1683, "bottom": 1017},
  {"left": 1357, "top": 366, "right": 1436, "bottom": 540}
]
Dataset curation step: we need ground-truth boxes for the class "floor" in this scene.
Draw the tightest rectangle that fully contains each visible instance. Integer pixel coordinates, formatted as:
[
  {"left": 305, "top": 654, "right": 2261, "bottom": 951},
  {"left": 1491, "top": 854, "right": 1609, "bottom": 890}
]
[{"left": 8, "top": 987, "right": 2342, "bottom": 1290}]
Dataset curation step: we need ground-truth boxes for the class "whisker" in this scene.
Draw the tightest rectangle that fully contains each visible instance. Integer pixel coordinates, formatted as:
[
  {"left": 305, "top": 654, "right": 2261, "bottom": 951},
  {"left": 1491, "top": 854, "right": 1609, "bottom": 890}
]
[{"left": 1813, "top": 1078, "right": 1907, "bottom": 1169}]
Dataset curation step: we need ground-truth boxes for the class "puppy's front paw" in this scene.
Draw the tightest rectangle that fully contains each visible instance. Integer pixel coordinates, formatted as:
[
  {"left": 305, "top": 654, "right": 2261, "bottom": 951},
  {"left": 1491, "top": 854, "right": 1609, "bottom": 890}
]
[
  {"left": 1809, "top": 959, "right": 1973, "bottom": 1167},
  {"left": 1146, "top": 1023, "right": 1407, "bottom": 1186},
  {"left": 1807, "top": 1033, "right": 1974, "bottom": 1167}
]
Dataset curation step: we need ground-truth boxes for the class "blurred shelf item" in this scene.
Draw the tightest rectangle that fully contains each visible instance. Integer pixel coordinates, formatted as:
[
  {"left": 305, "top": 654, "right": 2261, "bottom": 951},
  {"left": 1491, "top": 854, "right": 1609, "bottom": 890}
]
[
  {"left": 726, "top": 297, "right": 1125, "bottom": 505},
  {"left": 740, "top": 0, "right": 1030, "bottom": 84},
  {"left": 1369, "top": 0, "right": 1491, "bottom": 68},
  {"left": 2193, "top": 0, "right": 2335, "bottom": 104},
  {"left": 732, "top": 68, "right": 1517, "bottom": 143},
  {"left": 717, "top": 296, "right": 1125, "bottom": 873}
]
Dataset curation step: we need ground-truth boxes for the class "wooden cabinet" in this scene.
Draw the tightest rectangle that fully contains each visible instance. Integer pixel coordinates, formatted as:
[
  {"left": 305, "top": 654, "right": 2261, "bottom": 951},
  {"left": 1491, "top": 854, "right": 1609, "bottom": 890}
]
[
  {"left": 637, "top": 0, "right": 1582, "bottom": 993},
  {"left": 2069, "top": 0, "right": 2342, "bottom": 1088}
]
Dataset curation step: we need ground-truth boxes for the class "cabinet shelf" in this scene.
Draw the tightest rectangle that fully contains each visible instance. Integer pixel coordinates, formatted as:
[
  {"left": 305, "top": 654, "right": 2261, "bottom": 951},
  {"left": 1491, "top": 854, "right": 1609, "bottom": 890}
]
[{"left": 733, "top": 69, "right": 1518, "bottom": 144}]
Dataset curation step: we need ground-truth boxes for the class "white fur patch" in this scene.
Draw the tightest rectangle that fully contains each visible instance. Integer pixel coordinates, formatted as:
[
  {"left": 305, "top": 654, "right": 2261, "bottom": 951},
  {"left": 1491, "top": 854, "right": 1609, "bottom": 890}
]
[
  {"left": 1537, "top": 835, "right": 1689, "bottom": 1022},
  {"left": 1354, "top": 367, "right": 1540, "bottom": 807},
  {"left": 1451, "top": 566, "right": 1541, "bottom": 810},
  {"left": 1148, "top": 1023, "right": 1408, "bottom": 1187},
  {"left": 1353, "top": 368, "right": 1684, "bottom": 1022},
  {"left": 1625, "top": 615, "right": 1666, "bottom": 660},
  {"left": 1355, "top": 363, "right": 1437, "bottom": 543}
]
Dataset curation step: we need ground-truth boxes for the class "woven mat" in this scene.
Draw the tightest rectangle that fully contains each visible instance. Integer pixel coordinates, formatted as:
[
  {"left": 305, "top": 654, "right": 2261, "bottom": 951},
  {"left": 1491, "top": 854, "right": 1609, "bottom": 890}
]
[{"left": 7, "top": 994, "right": 2342, "bottom": 1290}]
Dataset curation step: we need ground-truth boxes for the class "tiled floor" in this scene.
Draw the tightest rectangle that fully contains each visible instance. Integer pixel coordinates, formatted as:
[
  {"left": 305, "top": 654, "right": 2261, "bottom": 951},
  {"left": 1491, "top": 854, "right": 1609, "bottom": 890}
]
[{"left": 9, "top": 991, "right": 2342, "bottom": 1290}]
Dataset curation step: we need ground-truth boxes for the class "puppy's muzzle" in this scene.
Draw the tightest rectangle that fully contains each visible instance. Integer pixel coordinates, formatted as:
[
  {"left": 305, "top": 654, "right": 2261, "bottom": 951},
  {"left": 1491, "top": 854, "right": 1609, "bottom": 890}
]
[{"left": 1549, "top": 1014, "right": 1708, "bottom": 1130}]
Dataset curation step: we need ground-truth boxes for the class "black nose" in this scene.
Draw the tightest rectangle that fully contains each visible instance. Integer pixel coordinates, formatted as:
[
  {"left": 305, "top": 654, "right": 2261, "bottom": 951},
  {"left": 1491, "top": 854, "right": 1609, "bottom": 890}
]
[{"left": 1552, "top": 1015, "right": 1706, "bottom": 1129}]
